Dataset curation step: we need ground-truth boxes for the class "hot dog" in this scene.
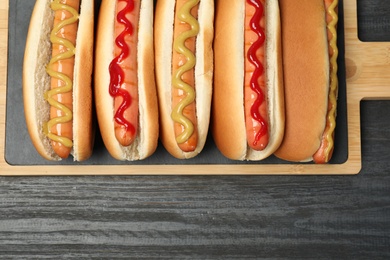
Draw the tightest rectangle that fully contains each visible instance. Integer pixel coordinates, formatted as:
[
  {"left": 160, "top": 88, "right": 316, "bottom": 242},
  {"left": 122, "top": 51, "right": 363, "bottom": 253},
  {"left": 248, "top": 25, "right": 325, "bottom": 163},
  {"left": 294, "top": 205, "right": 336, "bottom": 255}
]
[
  {"left": 94, "top": 0, "right": 159, "bottom": 160},
  {"left": 274, "top": 0, "right": 339, "bottom": 163},
  {"left": 23, "top": 0, "right": 94, "bottom": 161},
  {"left": 154, "top": 0, "right": 214, "bottom": 159},
  {"left": 212, "top": 0, "right": 285, "bottom": 161}
]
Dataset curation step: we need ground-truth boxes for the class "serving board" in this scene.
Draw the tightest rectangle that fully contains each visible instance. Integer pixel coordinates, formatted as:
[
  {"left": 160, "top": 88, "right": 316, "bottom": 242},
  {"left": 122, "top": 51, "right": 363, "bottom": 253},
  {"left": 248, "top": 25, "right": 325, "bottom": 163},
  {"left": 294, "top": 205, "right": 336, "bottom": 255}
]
[{"left": 0, "top": 0, "right": 388, "bottom": 175}]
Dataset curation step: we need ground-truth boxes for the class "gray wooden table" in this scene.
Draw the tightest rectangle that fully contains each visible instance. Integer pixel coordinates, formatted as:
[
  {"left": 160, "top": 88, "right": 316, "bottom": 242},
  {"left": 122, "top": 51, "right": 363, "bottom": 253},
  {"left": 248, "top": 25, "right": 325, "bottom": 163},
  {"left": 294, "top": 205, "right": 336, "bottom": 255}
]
[{"left": 1, "top": 0, "right": 390, "bottom": 258}]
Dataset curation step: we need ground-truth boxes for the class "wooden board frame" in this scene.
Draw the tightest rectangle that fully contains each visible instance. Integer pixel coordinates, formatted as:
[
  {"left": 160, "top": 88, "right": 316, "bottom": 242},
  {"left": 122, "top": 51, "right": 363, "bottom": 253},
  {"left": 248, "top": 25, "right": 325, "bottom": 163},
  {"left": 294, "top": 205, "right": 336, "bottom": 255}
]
[{"left": 0, "top": 0, "right": 389, "bottom": 175}]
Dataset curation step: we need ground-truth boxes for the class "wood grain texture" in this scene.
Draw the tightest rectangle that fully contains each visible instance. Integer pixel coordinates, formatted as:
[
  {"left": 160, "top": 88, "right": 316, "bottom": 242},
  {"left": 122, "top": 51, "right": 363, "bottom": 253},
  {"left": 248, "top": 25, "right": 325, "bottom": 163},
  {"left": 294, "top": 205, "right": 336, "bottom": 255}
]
[
  {"left": 0, "top": 0, "right": 389, "bottom": 258},
  {"left": 0, "top": 101, "right": 390, "bottom": 258}
]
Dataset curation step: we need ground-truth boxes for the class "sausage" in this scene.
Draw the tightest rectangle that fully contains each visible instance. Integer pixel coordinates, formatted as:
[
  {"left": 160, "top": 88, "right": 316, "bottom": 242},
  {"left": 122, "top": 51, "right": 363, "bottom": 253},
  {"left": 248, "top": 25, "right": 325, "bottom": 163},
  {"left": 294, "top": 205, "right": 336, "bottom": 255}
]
[
  {"left": 110, "top": 0, "right": 140, "bottom": 147},
  {"left": 244, "top": 0, "right": 269, "bottom": 151},
  {"left": 171, "top": 0, "right": 199, "bottom": 152},
  {"left": 313, "top": 0, "right": 339, "bottom": 163},
  {"left": 45, "top": 0, "right": 80, "bottom": 159}
]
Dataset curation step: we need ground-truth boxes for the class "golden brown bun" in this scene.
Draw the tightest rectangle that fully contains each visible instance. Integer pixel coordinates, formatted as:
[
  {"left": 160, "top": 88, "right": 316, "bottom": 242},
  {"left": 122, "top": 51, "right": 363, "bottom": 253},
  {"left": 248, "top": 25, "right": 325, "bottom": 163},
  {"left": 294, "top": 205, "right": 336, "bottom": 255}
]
[
  {"left": 212, "top": 0, "right": 284, "bottom": 161},
  {"left": 274, "top": 0, "right": 330, "bottom": 162},
  {"left": 94, "top": 0, "right": 159, "bottom": 161},
  {"left": 23, "top": 0, "right": 94, "bottom": 161},
  {"left": 154, "top": 0, "right": 214, "bottom": 159}
]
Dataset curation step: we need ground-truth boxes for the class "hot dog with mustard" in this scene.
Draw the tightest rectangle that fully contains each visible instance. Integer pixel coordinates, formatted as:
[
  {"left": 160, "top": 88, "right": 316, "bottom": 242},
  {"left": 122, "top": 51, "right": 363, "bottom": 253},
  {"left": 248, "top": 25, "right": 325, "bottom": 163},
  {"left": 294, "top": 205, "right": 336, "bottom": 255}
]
[
  {"left": 23, "top": 0, "right": 94, "bottom": 161},
  {"left": 274, "top": 0, "right": 339, "bottom": 163},
  {"left": 154, "top": 0, "right": 214, "bottom": 159}
]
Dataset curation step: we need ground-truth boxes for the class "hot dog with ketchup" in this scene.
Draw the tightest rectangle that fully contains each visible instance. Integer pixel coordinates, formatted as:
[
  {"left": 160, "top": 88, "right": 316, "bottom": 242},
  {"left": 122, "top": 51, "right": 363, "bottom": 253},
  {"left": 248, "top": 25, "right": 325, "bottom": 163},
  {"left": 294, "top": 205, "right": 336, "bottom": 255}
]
[
  {"left": 274, "top": 0, "right": 339, "bottom": 163},
  {"left": 154, "top": 0, "right": 214, "bottom": 159},
  {"left": 94, "top": 0, "right": 159, "bottom": 160},
  {"left": 212, "top": 0, "right": 285, "bottom": 160},
  {"left": 23, "top": 0, "right": 94, "bottom": 161}
]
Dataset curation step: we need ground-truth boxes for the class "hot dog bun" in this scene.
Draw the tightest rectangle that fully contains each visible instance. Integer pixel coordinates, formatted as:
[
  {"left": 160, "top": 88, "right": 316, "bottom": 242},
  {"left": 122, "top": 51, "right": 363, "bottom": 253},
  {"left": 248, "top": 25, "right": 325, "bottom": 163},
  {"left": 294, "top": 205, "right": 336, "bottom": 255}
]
[
  {"left": 94, "top": 0, "right": 159, "bottom": 161},
  {"left": 212, "top": 0, "right": 284, "bottom": 161},
  {"left": 23, "top": 0, "right": 94, "bottom": 161},
  {"left": 274, "top": 0, "right": 338, "bottom": 163},
  {"left": 154, "top": 0, "right": 214, "bottom": 159}
]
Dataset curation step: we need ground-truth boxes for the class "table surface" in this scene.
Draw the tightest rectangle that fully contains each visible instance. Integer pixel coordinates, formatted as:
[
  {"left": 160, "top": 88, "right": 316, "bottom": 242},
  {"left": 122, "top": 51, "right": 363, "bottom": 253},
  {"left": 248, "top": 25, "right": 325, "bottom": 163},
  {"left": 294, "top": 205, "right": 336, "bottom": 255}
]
[{"left": 1, "top": 0, "right": 390, "bottom": 258}]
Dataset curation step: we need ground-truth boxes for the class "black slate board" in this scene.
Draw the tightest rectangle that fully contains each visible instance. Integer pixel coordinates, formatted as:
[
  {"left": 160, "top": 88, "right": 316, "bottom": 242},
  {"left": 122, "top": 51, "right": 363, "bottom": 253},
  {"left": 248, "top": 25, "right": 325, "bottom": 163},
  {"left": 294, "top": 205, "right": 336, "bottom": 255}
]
[{"left": 5, "top": 0, "right": 348, "bottom": 165}]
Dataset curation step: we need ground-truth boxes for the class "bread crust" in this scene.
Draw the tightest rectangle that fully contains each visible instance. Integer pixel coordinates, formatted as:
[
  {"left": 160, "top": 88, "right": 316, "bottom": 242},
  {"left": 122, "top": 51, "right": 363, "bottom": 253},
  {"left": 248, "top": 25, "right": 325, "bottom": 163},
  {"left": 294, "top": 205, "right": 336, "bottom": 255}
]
[
  {"left": 73, "top": 0, "right": 94, "bottom": 161},
  {"left": 94, "top": 0, "right": 159, "bottom": 161},
  {"left": 212, "top": 0, "right": 284, "bottom": 161},
  {"left": 23, "top": 0, "right": 94, "bottom": 161},
  {"left": 274, "top": 0, "right": 329, "bottom": 162},
  {"left": 154, "top": 0, "right": 214, "bottom": 159}
]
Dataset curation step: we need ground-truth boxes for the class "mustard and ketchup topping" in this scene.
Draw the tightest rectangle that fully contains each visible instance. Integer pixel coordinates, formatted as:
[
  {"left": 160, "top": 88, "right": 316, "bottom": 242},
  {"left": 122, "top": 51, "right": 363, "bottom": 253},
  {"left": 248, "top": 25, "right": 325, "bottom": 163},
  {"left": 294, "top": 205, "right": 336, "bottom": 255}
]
[
  {"left": 44, "top": 1, "right": 79, "bottom": 148},
  {"left": 171, "top": 0, "right": 200, "bottom": 144}
]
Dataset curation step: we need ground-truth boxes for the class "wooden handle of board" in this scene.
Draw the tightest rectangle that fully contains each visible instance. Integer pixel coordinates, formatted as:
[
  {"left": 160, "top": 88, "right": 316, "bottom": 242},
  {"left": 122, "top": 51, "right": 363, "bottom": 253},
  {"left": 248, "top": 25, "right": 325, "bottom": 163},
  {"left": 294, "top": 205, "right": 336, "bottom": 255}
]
[{"left": 344, "top": 0, "right": 390, "bottom": 101}]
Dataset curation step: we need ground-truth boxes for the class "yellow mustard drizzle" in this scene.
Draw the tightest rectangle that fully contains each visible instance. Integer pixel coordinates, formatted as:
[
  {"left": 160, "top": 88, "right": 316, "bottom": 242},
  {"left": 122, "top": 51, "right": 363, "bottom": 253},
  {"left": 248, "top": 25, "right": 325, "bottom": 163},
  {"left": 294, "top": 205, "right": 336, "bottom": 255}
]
[
  {"left": 323, "top": 0, "right": 339, "bottom": 162},
  {"left": 44, "top": 1, "right": 79, "bottom": 148},
  {"left": 171, "top": 0, "right": 200, "bottom": 144}
]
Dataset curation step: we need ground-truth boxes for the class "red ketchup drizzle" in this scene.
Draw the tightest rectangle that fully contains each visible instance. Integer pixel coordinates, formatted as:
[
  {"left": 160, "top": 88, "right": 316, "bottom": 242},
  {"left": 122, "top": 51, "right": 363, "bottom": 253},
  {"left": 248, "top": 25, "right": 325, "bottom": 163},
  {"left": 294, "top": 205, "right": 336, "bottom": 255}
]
[
  {"left": 247, "top": 0, "right": 268, "bottom": 148},
  {"left": 109, "top": 0, "right": 136, "bottom": 136}
]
